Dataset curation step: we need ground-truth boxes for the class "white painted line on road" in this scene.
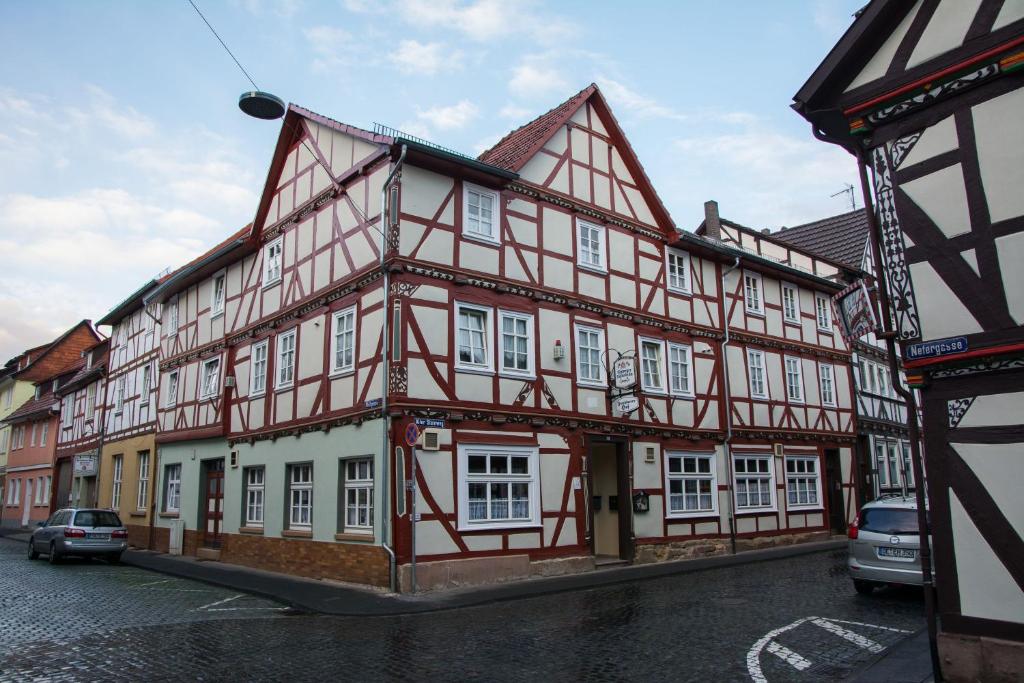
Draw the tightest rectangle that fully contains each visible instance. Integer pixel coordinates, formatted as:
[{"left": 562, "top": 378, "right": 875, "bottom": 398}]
[
  {"left": 810, "top": 618, "right": 885, "bottom": 653},
  {"left": 766, "top": 641, "right": 812, "bottom": 671},
  {"left": 196, "top": 594, "right": 243, "bottom": 611},
  {"left": 132, "top": 579, "right": 173, "bottom": 588},
  {"left": 204, "top": 606, "right": 290, "bottom": 612},
  {"left": 747, "top": 617, "right": 812, "bottom": 682},
  {"left": 828, "top": 617, "right": 912, "bottom": 634}
]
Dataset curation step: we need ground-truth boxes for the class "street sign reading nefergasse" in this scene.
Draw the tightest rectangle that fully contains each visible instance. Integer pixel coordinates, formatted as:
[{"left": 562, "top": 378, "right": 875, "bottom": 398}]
[
  {"left": 832, "top": 280, "right": 878, "bottom": 345},
  {"left": 612, "top": 356, "right": 637, "bottom": 389}
]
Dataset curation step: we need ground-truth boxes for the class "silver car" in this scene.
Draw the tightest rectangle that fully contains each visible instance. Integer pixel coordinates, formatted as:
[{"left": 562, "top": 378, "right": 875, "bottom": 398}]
[
  {"left": 27, "top": 508, "right": 128, "bottom": 564},
  {"left": 848, "top": 495, "right": 928, "bottom": 594}
]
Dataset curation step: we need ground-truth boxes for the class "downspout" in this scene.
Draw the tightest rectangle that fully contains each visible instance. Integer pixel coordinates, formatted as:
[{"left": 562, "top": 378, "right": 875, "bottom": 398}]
[
  {"left": 378, "top": 144, "right": 407, "bottom": 593},
  {"left": 720, "top": 256, "right": 741, "bottom": 555}
]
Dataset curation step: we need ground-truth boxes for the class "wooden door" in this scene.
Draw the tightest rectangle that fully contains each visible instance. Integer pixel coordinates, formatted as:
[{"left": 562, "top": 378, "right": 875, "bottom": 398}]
[
  {"left": 825, "top": 449, "right": 846, "bottom": 534},
  {"left": 202, "top": 459, "right": 225, "bottom": 548}
]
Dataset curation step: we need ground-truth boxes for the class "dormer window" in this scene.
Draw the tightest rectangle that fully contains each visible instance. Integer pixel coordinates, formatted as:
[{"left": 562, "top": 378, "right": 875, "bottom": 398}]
[
  {"left": 463, "top": 183, "right": 500, "bottom": 244},
  {"left": 211, "top": 272, "right": 226, "bottom": 317},
  {"left": 35, "top": 386, "right": 42, "bottom": 400},
  {"left": 85, "top": 350, "right": 93, "bottom": 369}
]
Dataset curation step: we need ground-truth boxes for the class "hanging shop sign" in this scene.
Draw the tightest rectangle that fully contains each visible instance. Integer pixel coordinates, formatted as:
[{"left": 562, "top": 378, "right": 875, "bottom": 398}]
[
  {"left": 73, "top": 453, "right": 99, "bottom": 476},
  {"left": 614, "top": 395, "right": 640, "bottom": 415},
  {"left": 612, "top": 356, "right": 637, "bottom": 390},
  {"left": 832, "top": 279, "right": 878, "bottom": 344}
]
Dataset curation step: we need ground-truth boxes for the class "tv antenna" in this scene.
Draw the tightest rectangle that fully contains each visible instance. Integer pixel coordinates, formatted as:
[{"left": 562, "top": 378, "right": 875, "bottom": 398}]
[{"left": 831, "top": 183, "right": 856, "bottom": 211}]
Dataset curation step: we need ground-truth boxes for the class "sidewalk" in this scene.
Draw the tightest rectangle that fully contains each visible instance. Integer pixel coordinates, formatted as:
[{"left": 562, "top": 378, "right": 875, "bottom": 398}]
[
  {"left": 849, "top": 627, "right": 935, "bottom": 683},
  {"left": 1, "top": 527, "right": 844, "bottom": 616}
]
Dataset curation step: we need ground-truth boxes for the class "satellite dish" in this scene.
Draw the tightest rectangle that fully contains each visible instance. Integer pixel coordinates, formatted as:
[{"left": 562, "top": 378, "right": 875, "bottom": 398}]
[{"left": 238, "top": 91, "right": 285, "bottom": 120}]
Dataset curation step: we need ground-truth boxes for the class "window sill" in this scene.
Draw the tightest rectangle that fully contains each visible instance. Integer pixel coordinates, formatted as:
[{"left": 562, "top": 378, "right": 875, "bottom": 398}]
[
  {"left": 462, "top": 232, "right": 501, "bottom": 248},
  {"left": 158, "top": 512, "right": 179, "bottom": 519},
  {"left": 642, "top": 387, "right": 667, "bottom": 396},
  {"left": 788, "top": 398, "right": 805, "bottom": 405},
  {"left": 750, "top": 395, "right": 770, "bottom": 402},
  {"left": 238, "top": 526, "right": 264, "bottom": 535},
  {"left": 457, "top": 523, "right": 542, "bottom": 533},
  {"left": 745, "top": 310, "right": 765, "bottom": 318},
  {"left": 735, "top": 508, "right": 777, "bottom": 516},
  {"left": 577, "top": 380, "right": 608, "bottom": 390},
  {"left": 129, "top": 511, "right": 147, "bottom": 518},
  {"left": 275, "top": 384, "right": 294, "bottom": 393},
  {"left": 576, "top": 262, "right": 608, "bottom": 276},
  {"left": 328, "top": 368, "right": 355, "bottom": 380},
  {"left": 498, "top": 371, "right": 535, "bottom": 381},
  {"left": 282, "top": 529, "right": 312, "bottom": 539},
  {"left": 249, "top": 391, "right": 265, "bottom": 399},
  {"left": 786, "top": 505, "right": 823, "bottom": 512},
  {"left": 666, "top": 287, "right": 692, "bottom": 297},
  {"left": 665, "top": 511, "right": 719, "bottom": 521},
  {"left": 335, "top": 532, "right": 374, "bottom": 542},
  {"left": 783, "top": 319, "right": 801, "bottom": 326},
  {"left": 262, "top": 279, "right": 282, "bottom": 290},
  {"left": 454, "top": 366, "right": 494, "bottom": 377},
  {"left": 211, "top": 312, "right": 224, "bottom": 320},
  {"left": 669, "top": 392, "right": 696, "bottom": 400}
]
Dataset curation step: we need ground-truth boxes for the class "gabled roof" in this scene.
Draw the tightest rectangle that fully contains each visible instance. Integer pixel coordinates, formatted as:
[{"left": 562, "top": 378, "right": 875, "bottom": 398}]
[
  {"left": 57, "top": 340, "right": 109, "bottom": 397},
  {"left": 775, "top": 210, "right": 869, "bottom": 270},
  {"left": 3, "top": 394, "right": 58, "bottom": 425},
  {"left": 96, "top": 278, "right": 159, "bottom": 327},
  {"left": 12, "top": 321, "right": 102, "bottom": 383}
]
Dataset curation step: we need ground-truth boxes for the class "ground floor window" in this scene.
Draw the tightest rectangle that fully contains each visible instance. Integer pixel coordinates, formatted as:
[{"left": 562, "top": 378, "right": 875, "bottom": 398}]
[
  {"left": 457, "top": 444, "right": 539, "bottom": 530},
  {"left": 245, "top": 467, "right": 265, "bottom": 527},
  {"left": 665, "top": 452, "right": 716, "bottom": 517},
  {"left": 288, "top": 463, "right": 313, "bottom": 529},
  {"left": 785, "top": 456, "right": 821, "bottom": 508},
  {"left": 733, "top": 455, "right": 774, "bottom": 511},
  {"left": 343, "top": 458, "right": 374, "bottom": 533},
  {"left": 163, "top": 464, "right": 181, "bottom": 513},
  {"left": 111, "top": 455, "right": 123, "bottom": 509}
]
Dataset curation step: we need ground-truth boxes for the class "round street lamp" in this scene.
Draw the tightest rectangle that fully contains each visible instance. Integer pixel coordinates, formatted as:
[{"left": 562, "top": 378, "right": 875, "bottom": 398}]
[{"left": 238, "top": 91, "right": 285, "bottom": 120}]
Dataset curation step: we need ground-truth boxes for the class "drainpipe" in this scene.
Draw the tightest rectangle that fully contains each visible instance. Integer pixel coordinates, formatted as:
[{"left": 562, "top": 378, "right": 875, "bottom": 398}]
[
  {"left": 378, "top": 144, "right": 407, "bottom": 593},
  {"left": 720, "top": 256, "right": 741, "bottom": 555}
]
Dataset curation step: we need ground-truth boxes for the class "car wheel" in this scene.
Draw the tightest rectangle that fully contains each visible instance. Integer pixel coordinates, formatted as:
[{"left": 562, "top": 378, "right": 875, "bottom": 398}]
[
  {"left": 107, "top": 552, "right": 123, "bottom": 565},
  {"left": 27, "top": 539, "right": 39, "bottom": 560},
  {"left": 854, "top": 579, "right": 875, "bottom": 595},
  {"left": 48, "top": 541, "right": 61, "bottom": 565}
]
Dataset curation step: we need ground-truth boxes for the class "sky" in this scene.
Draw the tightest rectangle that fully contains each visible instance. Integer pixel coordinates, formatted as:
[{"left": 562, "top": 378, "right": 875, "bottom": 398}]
[{"left": 0, "top": 0, "right": 866, "bottom": 362}]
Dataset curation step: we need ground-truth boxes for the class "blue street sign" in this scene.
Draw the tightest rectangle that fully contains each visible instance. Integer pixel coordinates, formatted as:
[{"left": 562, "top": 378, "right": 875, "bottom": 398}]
[
  {"left": 905, "top": 336, "right": 968, "bottom": 360},
  {"left": 414, "top": 418, "right": 445, "bottom": 428}
]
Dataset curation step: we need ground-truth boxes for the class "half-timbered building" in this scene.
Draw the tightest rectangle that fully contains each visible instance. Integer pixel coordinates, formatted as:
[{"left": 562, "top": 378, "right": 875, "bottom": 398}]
[
  {"left": 145, "top": 85, "right": 859, "bottom": 590},
  {"left": 54, "top": 340, "right": 108, "bottom": 510},
  {"left": 794, "top": 1, "right": 1024, "bottom": 677},
  {"left": 0, "top": 345, "right": 47, "bottom": 517}
]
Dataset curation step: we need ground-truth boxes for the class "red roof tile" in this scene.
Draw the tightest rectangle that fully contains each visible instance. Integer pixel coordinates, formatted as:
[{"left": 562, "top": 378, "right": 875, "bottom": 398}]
[{"left": 774, "top": 209, "right": 869, "bottom": 270}]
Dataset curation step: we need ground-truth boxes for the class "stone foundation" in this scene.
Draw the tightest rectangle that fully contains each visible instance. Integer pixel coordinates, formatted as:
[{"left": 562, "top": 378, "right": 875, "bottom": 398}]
[
  {"left": 734, "top": 530, "right": 829, "bottom": 552},
  {"left": 939, "top": 632, "right": 1024, "bottom": 683},
  {"left": 220, "top": 533, "right": 389, "bottom": 587},
  {"left": 635, "top": 538, "right": 730, "bottom": 564}
]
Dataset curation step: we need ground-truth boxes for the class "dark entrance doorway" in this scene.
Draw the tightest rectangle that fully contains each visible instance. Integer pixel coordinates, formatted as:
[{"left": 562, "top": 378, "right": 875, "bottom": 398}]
[
  {"left": 824, "top": 449, "right": 847, "bottom": 534},
  {"left": 202, "top": 459, "right": 225, "bottom": 548},
  {"left": 586, "top": 436, "right": 634, "bottom": 563}
]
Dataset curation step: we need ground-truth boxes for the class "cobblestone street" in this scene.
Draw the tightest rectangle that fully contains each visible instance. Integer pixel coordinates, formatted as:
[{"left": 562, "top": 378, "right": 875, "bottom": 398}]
[{"left": 0, "top": 538, "right": 924, "bottom": 681}]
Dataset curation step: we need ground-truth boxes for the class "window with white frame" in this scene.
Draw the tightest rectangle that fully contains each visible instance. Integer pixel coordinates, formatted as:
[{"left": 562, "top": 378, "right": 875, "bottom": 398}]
[
  {"left": 343, "top": 458, "right": 374, "bottom": 533},
  {"left": 668, "top": 342, "right": 694, "bottom": 397},
  {"left": 61, "top": 396, "right": 73, "bottom": 428},
  {"left": 455, "top": 302, "right": 491, "bottom": 371},
  {"left": 164, "top": 463, "right": 181, "bottom": 513},
  {"left": 744, "top": 271, "right": 763, "bottom": 315},
  {"left": 39, "top": 422, "right": 47, "bottom": 447},
  {"left": 264, "top": 236, "right": 283, "bottom": 284},
  {"left": 276, "top": 329, "right": 297, "bottom": 389},
  {"left": 29, "top": 423, "right": 36, "bottom": 447},
  {"left": 115, "top": 376, "right": 125, "bottom": 414},
  {"left": 877, "top": 364, "right": 889, "bottom": 397},
  {"left": 782, "top": 283, "right": 800, "bottom": 323},
  {"left": 250, "top": 341, "right": 268, "bottom": 396},
  {"left": 200, "top": 358, "right": 220, "bottom": 399},
  {"left": 137, "top": 452, "right": 150, "bottom": 510},
  {"left": 2, "top": 387, "right": 11, "bottom": 408},
  {"left": 13, "top": 425, "right": 24, "bottom": 449},
  {"left": 639, "top": 338, "right": 666, "bottom": 393},
  {"left": 0, "top": 430, "right": 7, "bottom": 454},
  {"left": 288, "top": 463, "right": 313, "bottom": 528},
  {"left": 140, "top": 364, "right": 152, "bottom": 406},
  {"left": 463, "top": 183, "right": 499, "bottom": 243},
  {"left": 902, "top": 443, "right": 914, "bottom": 487},
  {"left": 785, "top": 456, "right": 821, "bottom": 508},
  {"left": 875, "top": 440, "right": 889, "bottom": 489},
  {"left": 245, "top": 467, "right": 265, "bottom": 526},
  {"left": 9, "top": 479, "right": 19, "bottom": 505},
  {"left": 168, "top": 296, "right": 178, "bottom": 332},
  {"left": 43, "top": 476, "right": 51, "bottom": 504},
  {"left": 111, "top": 455, "right": 123, "bottom": 509},
  {"left": 35, "top": 476, "right": 44, "bottom": 505},
  {"left": 747, "top": 349, "right": 768, "bottom": 399},
  {"left": 458, "top": 444, "right": 539, "bottom": 530},
  {"left": 666, "top": 248, "right": 691, "bottom": 294},
  {"left": 665, "top": 452, "right": 716, "bottom": 516},
  {"left": 86, "top": 383, "right": 96, "bottom": 420},
  {"left": 575, "top": 324, "right": 606, "bottom": 386},
  {"left": 576, "top": 219, "right": 607, "bottom": 271},
  {"left": 211, "top": 272, "right": 226, "bottom": 317},
  {"left": 819, "top": 363, "right": 836, "bottom": 407},
  {"left": 499, "top": 310, "right": 534, "bottom": 377},
  {"left": 784, "top": 356, "right": 804, "bottom": 403},
  {"left": 166, "top": 370, "right": 179, "bottom": 407},
  {"left": 815, "top": 294, "right": 832, "bottom": 331},
  {"left": 331, "top": 307, "right": 357, "bottom": 375},
  {"left": 734, "top": 455, "right": 774, "bottom": 510}
]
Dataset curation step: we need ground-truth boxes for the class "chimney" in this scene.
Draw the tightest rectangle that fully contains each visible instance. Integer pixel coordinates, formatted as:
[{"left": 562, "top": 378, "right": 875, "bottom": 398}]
[{"left": 704, "top": 200, "right": 721, "bottom": 241}]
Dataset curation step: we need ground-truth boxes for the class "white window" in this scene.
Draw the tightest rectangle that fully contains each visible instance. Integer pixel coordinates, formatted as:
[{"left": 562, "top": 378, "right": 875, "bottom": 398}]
[
  {"left": 114, "top": 376, "right": 125, "bottom": 415},
  {"left": 211, "top": 272, "right": 226, "bottom": 317},
  {"left": 200, "top": 358, "right": 221, "bottom": 399},
  {"left": 276, "top": 329, "right": 297, "bottom": 389},
  {"left": 13, "top": 425, "right": 24, "bottom": 449},
  {"left": 747, "top": 349, "right": 768, "bottom": 399},
  {"left": 744, "top": 271, "right": 763, "bottom": 315},
  {"left": 668, "top": 343, "right": 694, "bottom": 397},
  {"left": 137, "top": 452, "right": 150, "bottom": 510},
  {"left": 819, "top": 363, "right": 836, "bottom": 407},
  {"left": 43, "top": 476, "right": 51, "bottom": 504},
  {"left": 785, "top": 356, "right": 804, "bottom": 403},
  {"left": 463, "top": 182, "right": 499, "bottom": 243},
  {"left": 166, "top": 370, "right": 179, "bottom": 407},
  {"left": 164, "top": 464, "right": 181, "bottom": 513},
  {"left": 2, "top": 387, "right": 11, "bottom": 408},
  {"left": 344, "top": 458, "right": 374, "bottom": 532},
  {"left": 875, "top": 440, "right": 889, "bottom": 489},
  {"left": 785, "top": 456, "right": 821, "bottom": 508},
  {"left": 665, "top": 452, "right": 717, "bottom": 517},
  {"left": 330, "top": 307, "right": 357, "bottom": 375},
  {"left": 575, "top": 324, "right": 606, "bottom": 386},
  {"left": 9, "top": 479, "right": 19, "bottom": 505},
  {"left": 86, "top": 383, "right": 97, "bottom": 420},
  {"left": 815, "top": 294, "right": 832, "bottom": 331},
  {"left": 111, "top": 455, "right": 123, "bottom": 509},
  {"left": 29, "top": 423, "right": 37, "bottom": 446},
  {"left": 35, "top": 476, "right": 44, "bottom": 505},
  {"left": 499, "top": 310, "right": 534, "bottom": 377},
  {"left": 245, "top": 467, "right": 265, "bottom": 526},
  {"left": 902, "top": 443, "right": 914, "bottom": 487},
  {"left": 455, "top": 302, "right": 492, "bottom": 372},
  {"left": 734, "top": 455, "right": 775, "bottom": 511},
  {"left": 288, "top": 463, "right": 313, "bottom": 528},
  {"left": 250, "top": 341, "right": 268, "bottom": 396},
  {"left": 666, "top": 248, "right": 691, "bottom": 294},
  {"left": 782, "top": 283, "right": 800, "bottom": 323},
  {"left": 168, "top": 296, "right": 179, "bottom": 332},
  {"left": 639, "top": 338, "right": 666, "bottom": 393},
  {"left": 458, "top": 444, "right": 539, "bottom": 530},
  {"left": 140, "top": 365, "right": 152, "bottom": 406},
  {"left": 576, "top": 219, "right": 607, "bottom": 272},
  {"left": 0, "top": 430, "right": 8, "bottom": 454},
  {"left": 264, "top": 236, "right": 283, "bottom": 284},
  {"left": 878, "top": 365, "right": 889, "bottom": 397},
  {"left": 39, "top": 422, "right": 48, "bottom": 447}
]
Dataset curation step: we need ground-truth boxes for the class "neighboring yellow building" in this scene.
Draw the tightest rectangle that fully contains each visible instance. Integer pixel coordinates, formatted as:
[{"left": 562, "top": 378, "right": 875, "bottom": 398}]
[
  {"left": 1, "top": 346, "right": 51, "bottom": 521},
  {"left": 98, "top": 434, "right": 158, "bottom": 547}
]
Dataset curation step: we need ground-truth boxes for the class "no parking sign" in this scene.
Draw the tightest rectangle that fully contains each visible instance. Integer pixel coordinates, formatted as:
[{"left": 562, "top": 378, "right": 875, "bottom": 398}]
[{"left": 404, "top": 422, "right": 421, "bottom": 447}]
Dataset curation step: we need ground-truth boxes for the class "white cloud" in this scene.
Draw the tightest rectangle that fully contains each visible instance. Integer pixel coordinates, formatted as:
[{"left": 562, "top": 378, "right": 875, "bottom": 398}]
[
  {"left": 499, "top": 104, "right": 533, "bottom": 120},
  {"left": 416, "top": 100, "right": 479, "bottom": 130},
  {"left": 395, "top": 0, "right": 576, "bottom": 44},
  {"left": 597, "top": 77, "right": 687, "bottom": 121},
  {"left": 388, "top": 40, "right": 463, "bottom": 75},
  {"left": 233, "top": 0, "right": 303, "bottom": 17},
  {"left": 304, "top": 25, "right": 360, "bottom": 71},
  {"left": 509, "top": 59, "right": 569, "bottom": 99}
]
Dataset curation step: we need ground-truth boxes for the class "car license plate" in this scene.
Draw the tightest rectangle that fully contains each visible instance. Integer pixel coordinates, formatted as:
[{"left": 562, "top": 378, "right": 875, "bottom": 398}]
[
  {"left": 877, "top": 546, "right": 915, "bottom": 561},
  {"left": 87, "top": 533, "right": 109, "bottom": 540}
]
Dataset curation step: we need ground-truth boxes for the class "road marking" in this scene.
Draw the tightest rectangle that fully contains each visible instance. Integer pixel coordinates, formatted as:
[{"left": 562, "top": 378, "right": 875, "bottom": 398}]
[
  {"left": 747, "top": 617, "right": 811, "bottom": 683},
  {"left": 132, "top": 579, "right": 173, "bottom": 588},
  {"left": 203, "top": 606, "right": 290, "bottom": 612},
  {"left": 765, "top": 641, "right": 812, "bottom": 671},
  {"left": 828, "top": 617, "right": 912, "bottom": 634},
  {"left": 196, "top": 594, "right": 243, "bottom": 611},
  {"left": 810, "top": 618, "right": 885, "bottom": 653}
]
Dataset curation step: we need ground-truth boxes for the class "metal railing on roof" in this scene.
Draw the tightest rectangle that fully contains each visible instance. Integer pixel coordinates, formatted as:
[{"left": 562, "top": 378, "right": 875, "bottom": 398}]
[{"left": 372, "top": 123, "right": 478, "bottom": 163}]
